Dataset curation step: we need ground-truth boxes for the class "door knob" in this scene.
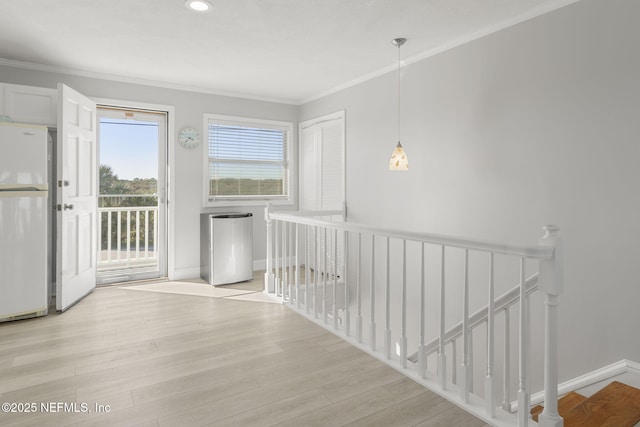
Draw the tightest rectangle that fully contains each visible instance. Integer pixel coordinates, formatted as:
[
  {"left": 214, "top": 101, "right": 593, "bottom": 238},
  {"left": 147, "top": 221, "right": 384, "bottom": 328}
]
[{"left": 63, "top": 203, "right": 74, "bottom": 211}]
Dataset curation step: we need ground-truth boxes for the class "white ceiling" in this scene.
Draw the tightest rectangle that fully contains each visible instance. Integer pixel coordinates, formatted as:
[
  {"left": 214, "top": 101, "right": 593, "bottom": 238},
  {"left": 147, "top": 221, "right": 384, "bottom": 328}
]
[{"left": 0, "top": 0, "right": 579, "bottom": 104}]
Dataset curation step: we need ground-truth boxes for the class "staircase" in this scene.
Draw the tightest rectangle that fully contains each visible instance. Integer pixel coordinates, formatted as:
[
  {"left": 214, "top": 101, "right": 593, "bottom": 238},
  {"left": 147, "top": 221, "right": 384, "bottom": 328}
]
[{"left": 531, "top": 381, "right": 640, "bottom": 426}]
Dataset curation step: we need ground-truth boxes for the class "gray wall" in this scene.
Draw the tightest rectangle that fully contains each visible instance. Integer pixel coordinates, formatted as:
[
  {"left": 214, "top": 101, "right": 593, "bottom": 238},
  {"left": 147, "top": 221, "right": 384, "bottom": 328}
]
[
  {"left": 300, "top": 0, "right": 640, "bottom": 383},
  {"left": 1, "top": 0, "right": 637, "bottom": 384},
  {"left": 0, "top": 65, "right": 298, "bottom": 278}
]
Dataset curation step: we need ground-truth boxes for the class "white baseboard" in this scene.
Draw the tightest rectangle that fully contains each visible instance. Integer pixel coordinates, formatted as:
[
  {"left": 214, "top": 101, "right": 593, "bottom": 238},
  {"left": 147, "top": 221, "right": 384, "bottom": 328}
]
[
  {"left": 170, "top": 267, "right": 200, "bottom": 281},
  {"left": 525, "top": 359, "right": 640, "bottom": 409},
  {"left": 170, "top": 262, "right": 265, "bottom": 282}
]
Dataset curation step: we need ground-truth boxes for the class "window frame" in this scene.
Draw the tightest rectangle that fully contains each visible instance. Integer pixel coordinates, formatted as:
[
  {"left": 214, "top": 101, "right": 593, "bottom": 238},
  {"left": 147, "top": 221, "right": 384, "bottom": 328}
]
[{"left": 202, "top": 113, "right": 294, "bottom": 207}]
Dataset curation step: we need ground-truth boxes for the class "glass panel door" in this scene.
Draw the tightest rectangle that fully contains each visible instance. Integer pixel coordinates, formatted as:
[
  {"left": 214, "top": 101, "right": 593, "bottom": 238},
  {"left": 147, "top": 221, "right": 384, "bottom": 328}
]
[{"left": 96, "top": 107, "right": 167, "bottom": 284}]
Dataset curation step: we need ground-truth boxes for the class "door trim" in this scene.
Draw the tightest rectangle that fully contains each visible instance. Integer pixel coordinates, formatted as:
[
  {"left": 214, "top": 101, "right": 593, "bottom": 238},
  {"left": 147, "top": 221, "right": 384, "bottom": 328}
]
[{"left": 93, "top": 97, "right": 176, "bottom": 281}]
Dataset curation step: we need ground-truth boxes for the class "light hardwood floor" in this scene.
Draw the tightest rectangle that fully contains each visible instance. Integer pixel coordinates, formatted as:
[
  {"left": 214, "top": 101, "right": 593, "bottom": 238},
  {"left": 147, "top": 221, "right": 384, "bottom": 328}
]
[{"left": 0, "top": 278, "right": 490, "bottom": 426}]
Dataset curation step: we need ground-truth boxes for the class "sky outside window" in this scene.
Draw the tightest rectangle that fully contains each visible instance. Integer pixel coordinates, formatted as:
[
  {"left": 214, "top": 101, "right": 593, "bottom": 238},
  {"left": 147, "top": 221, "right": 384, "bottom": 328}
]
[{"left": 99, "top": 118, "right": 158, "bottom": 180}]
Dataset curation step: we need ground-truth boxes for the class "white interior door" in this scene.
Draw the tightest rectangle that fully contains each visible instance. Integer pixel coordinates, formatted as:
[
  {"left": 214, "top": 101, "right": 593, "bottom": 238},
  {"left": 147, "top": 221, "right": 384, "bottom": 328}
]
[
  {"left": 56, "top": 84, "right": 97, "bottom": 312},
  {"left": 299, "top": 112, "right": 345, "bottom": 276}
]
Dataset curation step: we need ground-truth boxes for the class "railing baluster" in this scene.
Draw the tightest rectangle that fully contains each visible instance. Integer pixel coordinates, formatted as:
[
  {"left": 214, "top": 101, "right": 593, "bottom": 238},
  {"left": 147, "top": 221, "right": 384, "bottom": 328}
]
[
  {"left": 283, "top": 221, "right": 288, "bottom": 300},
  {"left": 323, "top": 227, "right": 328, "bottom": 324},
  {"left": 264, "top": 204, "right": 273, "bottom": 293},
  {"left": 153, "top": 209, "right": 158, "bottom": 260},
  {"left": 295, "top": 223, "right": 300, "bottom": 308},
  {"left": 144, "top": 210, "right": 149, "bottom": 259},
  {"left": 282, "top": 221, "right": 287, "bottom": 299},
  {"left": 502, "top": 307, "right": 512, "bottom": 412},
  {"left": 344, "top": 229, "right": 350, "bottom": 337},
  {"left": 370, "top": 234, "right": 376, "bottom": 352},
  {"left": 460, "top": 249, "right": 470, "bottom": 403},
  {"left": 314, "top": 225, "right": 319, "bottom": 319},
  {"left": 98, "top": 212, "right": 103, "bottom": 264},
  {"left": 275, "top": 220, "right": 280, "bottom": 296},
  {"left": 438, "top": 245, "right": 447, "bottom": 390},
  {"left": 419, "top": 242, "right": 426, "bottom": 378},
  {"left": 469, "top": 328, "right": 474, "bottom": 392},
  {"left": 356, "top": 232, "right": 362, "bottom": 343},
  {"left": 385, "top": 236, "right": 391, "bottom": 360},
  {"left": 518, "top": 257, "right": 530, "bottom": 427},
  {"left": 135, "top": 210, "right": 140, "bottom": 261},
  {"left": 287, "top": 222, "right": 295, "bottom": 304},
  {"left": 452, "top": 339, "right": 457, "bottom": 385},
  {"left": 333, "top": 227, "right": 338, "bottom": 330},
  {"left": 126, "top": 210, "right": 131, "bottom": 262},
  {"left": 107, "top": 211, "right": 112, "bottom": 262},
  {"left": 400, "top": 239, "right": 407, "bottom": 369},
  {"left": 305, "top": 225, "right": 310, "bottom": 312},
  {"left": 283, "top": 221, "right": 288, "bottom": 298},
  {"left": 486, "top": 253, "right": 496, "bottom": 417},
  {"left": 117, "top": 211, "right": 122, "bottom": 261}
]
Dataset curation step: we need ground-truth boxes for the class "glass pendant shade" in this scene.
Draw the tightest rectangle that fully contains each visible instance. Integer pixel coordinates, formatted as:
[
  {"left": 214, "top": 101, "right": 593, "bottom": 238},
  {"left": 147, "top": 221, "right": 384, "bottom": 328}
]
[{"left": 389, "top": 141, "right": 408, "bottom": 171}]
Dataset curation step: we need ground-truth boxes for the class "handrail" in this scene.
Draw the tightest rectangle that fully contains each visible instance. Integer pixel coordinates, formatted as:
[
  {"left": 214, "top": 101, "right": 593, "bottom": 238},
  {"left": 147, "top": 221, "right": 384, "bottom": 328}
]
[
  {"left": 265, "top": 206, "right": 563, "bottom": 427},
  {"left": 269, "top": 211, "right": 554, "bottom": 259},
  {"left": 98, "top": 194, "right": 157, "bottom": 198},
  {"left": 408, "top": 272, "right": 540, "bottom": 362},
  {"left": 98, "top": 205, "right": 157, "bottom": 212}
]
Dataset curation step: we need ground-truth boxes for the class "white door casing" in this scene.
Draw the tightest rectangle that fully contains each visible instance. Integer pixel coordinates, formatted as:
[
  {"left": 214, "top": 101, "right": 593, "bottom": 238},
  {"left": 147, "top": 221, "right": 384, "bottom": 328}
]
[{"left": 56, "top": 84, "right": 97, "bottom": 312}]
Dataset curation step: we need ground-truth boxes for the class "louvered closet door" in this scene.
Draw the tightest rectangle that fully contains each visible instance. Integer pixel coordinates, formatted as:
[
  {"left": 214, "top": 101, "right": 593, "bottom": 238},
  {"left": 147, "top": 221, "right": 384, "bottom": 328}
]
[{"left": 300, "top": 113, "right": 345, "bottom": 279}]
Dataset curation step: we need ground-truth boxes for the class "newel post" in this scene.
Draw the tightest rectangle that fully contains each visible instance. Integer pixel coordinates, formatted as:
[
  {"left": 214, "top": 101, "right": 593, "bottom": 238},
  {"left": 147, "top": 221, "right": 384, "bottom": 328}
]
[
  {"left": 264, "top": 203, "right": 275, "bottom": 293},
  {"left": 537, "top": 225, "right": 564, "bottom": 427}
]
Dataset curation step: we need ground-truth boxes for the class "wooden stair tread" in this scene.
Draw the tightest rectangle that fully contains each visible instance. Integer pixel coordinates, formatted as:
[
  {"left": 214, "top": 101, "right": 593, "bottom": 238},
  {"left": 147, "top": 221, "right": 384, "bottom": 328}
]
[
  {"left": 531, "top": 391, "right": 587, "bottom": 422},
  {"left": 563, "top": 381, "right": 640, "bottom": 427}
]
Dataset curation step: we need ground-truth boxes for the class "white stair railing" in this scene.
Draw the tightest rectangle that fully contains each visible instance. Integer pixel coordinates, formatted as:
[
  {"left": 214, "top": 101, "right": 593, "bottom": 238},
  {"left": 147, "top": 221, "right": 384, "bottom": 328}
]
[{"left": 264, "top": 204, "right": 563, "bottom": 427}]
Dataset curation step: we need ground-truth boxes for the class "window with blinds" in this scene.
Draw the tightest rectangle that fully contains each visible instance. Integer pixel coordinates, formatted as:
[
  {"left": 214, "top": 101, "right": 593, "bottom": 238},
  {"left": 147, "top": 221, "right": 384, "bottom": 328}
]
[{"left": 204, "top": 114, "right": 292, "bottom": 205}]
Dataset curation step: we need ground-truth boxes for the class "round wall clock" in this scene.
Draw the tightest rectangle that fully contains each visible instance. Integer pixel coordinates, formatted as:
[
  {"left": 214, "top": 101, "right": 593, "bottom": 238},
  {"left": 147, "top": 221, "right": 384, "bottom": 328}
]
[{"left": 178, "top": 127, "right": 200, "bottom": 149}]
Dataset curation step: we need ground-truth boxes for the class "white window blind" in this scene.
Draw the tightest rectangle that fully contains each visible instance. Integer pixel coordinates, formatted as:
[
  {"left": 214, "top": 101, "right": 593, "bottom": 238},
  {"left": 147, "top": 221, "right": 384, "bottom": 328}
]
[{"left": 204, "top": 115, "right": 291, "bottom": 204}]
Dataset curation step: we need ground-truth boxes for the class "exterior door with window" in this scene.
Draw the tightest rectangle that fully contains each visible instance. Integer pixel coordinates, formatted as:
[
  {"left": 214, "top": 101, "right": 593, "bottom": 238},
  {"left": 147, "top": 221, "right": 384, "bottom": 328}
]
[{"left": 96, "top": 107, "right": 167, "bottom": 284}]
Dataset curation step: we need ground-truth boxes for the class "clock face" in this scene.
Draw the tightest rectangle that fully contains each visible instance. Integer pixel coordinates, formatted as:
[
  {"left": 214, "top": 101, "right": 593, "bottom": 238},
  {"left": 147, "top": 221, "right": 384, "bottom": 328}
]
[{"left": 179, "top": 127, "right": 200, "bottom": 149}]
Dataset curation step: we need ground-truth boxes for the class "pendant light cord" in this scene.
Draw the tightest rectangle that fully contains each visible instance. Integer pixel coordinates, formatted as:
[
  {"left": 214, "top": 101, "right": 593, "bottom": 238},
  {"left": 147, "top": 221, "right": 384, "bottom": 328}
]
[{"left": 397, "top": 42, "right": 401, "bottom": 145}]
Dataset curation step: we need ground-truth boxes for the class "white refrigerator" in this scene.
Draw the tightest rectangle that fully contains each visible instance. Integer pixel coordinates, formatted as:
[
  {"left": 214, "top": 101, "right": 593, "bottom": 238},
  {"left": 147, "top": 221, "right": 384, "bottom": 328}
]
[{"left": 0, "top": 122, "right": 50, "bottom": 322}]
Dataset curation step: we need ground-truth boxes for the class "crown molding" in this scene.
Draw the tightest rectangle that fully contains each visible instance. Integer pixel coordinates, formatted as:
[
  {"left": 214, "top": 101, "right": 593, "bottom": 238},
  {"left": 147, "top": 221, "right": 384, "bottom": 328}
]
[
  {"left": 299, "top": 0, "right": 582, "bottom": 105},
  {"left": 0, "top": 58, "right": 296, "bottom": 106},
  {"left": 0, "top": 0, "right": 582, "bottom": 107}
]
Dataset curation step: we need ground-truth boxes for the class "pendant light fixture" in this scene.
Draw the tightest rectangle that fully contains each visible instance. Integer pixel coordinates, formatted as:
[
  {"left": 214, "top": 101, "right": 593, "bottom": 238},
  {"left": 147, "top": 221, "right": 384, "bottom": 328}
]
[{"left": 389, "top": 37, "right": 409, "bottom": 171}]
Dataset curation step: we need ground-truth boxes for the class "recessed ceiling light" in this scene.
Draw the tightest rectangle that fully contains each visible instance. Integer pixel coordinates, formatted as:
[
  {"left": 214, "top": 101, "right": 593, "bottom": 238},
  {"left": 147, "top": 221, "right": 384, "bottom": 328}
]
[{"left": 185, "top": 0, "right": 213, "bottom": 12}]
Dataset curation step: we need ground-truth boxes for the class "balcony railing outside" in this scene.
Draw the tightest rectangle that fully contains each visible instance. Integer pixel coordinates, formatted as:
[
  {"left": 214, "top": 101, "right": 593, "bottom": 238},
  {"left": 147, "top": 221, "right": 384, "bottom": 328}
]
[{"left": 97, "top": 195, "right": 158, "bottom": 273}]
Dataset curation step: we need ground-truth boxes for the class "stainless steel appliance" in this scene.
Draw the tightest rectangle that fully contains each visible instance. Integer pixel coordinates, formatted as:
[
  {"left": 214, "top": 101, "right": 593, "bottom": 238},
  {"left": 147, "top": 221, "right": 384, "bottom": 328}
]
[{"left": 200, "top": 213, "right": 253, "bottom": 286}]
